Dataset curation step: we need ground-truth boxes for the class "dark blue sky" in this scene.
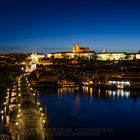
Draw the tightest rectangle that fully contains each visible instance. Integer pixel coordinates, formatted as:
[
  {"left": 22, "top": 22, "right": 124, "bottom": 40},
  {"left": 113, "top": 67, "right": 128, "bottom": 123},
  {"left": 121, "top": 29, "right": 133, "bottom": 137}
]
[{"left": 0, "top": 0, "right": 140, "bottom": 53}]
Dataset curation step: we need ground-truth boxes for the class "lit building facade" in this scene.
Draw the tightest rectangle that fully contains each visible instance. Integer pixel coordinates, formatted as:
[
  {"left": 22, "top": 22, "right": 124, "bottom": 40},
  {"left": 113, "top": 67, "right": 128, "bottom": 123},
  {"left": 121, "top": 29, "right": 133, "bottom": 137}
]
[
  {"left": 46, "top": 44, "right": 140, "bottom": 61},
  {"left": 28, "top": 52, "right": 45, "bottom": 63},
  {"left": 97, "top": 52, "right": 126, "bottom": 61},
  {"left": 47, "top": 44, "right": 94, "bottom": 59},
  {"left": 136, "top": 54, "right": 140, "bottom": 59}
]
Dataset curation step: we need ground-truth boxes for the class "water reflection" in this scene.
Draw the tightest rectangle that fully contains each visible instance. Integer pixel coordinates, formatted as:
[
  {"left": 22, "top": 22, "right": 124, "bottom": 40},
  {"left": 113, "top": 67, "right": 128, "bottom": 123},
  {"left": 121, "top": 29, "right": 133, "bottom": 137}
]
[
  {"left": 107, "top": 90, "right": 130, "bottom": 98},
  {"left": 82, "top": 86, "right": 89, "bottom": 94},
  {"left": 82, "top": 86, "right": 131, "bottom": 99},
  {"left": 38, "top": 86, "right": 140, "bottom": 139},
  {"left": 56, "top": 86, "right": 140, "bottom": 102},
  {"left": 75, "top": 94, "right": 81, "bottom": 112},
  {"left": 89, "top": 87, "right": 93, "bottom": 103},
  {"left": 58, "top": 87, "right": 79, "bottom": 94}
]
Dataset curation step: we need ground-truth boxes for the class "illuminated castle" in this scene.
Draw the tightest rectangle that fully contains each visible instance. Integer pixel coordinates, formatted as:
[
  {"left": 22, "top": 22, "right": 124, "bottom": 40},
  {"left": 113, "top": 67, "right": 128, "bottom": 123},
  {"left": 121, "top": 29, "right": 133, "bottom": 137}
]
[{"left": 72, "top": 43, "right": 90, "bottom": 53}]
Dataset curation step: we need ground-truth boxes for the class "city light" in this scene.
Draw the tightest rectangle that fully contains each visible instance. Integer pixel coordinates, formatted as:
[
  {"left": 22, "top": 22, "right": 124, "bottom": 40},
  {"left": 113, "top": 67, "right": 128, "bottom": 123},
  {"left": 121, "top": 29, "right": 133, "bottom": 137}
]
[
  {"left": 30, "top": 87, "right": 33, "bottom": 90},
  {"left": 1, "top": 110, "right": 4, "bottom": 114},
  {"left": 6, "top": 91, "right": 9, "bottom": 95},
  {"left": 16, "top": 122, "right": 19, "bottom": 126},
  {"left": 1, "top": 115, "right": 4, "bottom": 122},
  {"left": 42, "top": 120, "right": 45, "bottom": 123}
]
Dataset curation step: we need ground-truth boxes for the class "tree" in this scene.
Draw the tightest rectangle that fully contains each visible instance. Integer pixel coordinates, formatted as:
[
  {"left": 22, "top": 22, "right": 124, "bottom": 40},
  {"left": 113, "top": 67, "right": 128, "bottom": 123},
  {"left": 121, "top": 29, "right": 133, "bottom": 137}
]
[{"left": 4, "top": 72, "right": 14, "bottom": 87}]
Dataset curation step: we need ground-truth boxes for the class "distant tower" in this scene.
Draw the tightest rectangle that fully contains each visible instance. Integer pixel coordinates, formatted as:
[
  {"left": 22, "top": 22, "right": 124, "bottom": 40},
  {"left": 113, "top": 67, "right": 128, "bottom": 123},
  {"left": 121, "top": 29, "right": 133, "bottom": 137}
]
[
  {"left": 72, "top": 43, "right": 81, "bottom": 53},
  {"left": 76, "top": 43, "right": 80, "bottom": 51},
  {"left": 31, "top": 52, "right": 39, "bottom": 63},
  {"left": 102, "top": 49, "right": 107, "bottom": 53}
]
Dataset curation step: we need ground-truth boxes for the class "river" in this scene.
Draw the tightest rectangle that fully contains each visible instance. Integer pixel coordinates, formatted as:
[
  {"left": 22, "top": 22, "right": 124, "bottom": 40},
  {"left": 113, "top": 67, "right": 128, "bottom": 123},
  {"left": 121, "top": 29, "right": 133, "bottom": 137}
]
[{"left": 38, "top": 86, "right": 140, "bottom": 140}]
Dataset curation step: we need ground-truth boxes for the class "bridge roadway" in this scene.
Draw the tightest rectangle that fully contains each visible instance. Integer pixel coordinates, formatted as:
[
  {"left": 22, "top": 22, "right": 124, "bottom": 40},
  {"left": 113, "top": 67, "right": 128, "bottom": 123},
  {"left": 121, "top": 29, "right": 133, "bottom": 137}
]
[{"left": 17, "top": 76, "right": 46, "bottom": 140}]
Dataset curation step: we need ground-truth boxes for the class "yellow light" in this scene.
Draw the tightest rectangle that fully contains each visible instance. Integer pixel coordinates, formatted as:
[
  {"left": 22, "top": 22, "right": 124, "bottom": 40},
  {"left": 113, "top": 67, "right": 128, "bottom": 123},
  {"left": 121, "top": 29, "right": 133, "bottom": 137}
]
[
  {"left": 18, "top": 109, "right": 21, "bottom": 112},
  {"left": 108, "top": 90, "right": 111, "bottom": 96},
  {"left": 41, "top": 113, "right": 44, "bottom": 116},
  {"left": 42, "top": 120, "right": 45, "bottom": 123},
  {"left": 18, "top": 104, "right": 21, "bottom": 107},
  {"left": 37, "top": 102, "right": 40, "bottom": 105},
  {"left": 4, "top": 102, "right": 6, "bottom": 105},
  {"left": 89, "top": 81, "right": 93, "bottom": 85},
  {"left": 18, "top": 94, "right": 21, "bottom": 97},
  {"left": 90, "top": 87, "right": 93, "bottom": 95},
  {"left": 16, "top": 122, "right": 19, "bottom": 125},
  {"left": 1, "top": 110, "right": 4, "bottom": 114},
  {"left": 40, "top": 108, "right": 43, "bottom": 111},
  {"left": 17, "top": 114, "right": 20, "bottom": 118},
  {"left": 33, "top": 93, "right": 35, "bottom": 96}
]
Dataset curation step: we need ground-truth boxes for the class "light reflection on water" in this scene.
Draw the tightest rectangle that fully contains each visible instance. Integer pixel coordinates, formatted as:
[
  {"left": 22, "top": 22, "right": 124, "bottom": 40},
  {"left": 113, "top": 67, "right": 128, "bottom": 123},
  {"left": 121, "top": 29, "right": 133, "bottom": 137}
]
[
  {"left": 38, "top": 86, "right": 140, "bottom": 139},
  {"left": 107, "top": 89, "right": 130, "bottom": 98},
  {"left": 56, "top": 86, "right": 131, "bottom": 101}
]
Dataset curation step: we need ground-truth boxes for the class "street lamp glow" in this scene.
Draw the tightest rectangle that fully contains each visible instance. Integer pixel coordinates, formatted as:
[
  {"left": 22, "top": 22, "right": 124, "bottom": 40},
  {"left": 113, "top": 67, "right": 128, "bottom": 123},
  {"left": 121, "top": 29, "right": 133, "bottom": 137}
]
[
  {"left": 40, "top": 107, "right": 43, "bottom": 111},
  {"left": 37, "top": 102, "right": 40, "bottom": 105},
  {"left": 18, "top": 104, "right": 21, "bottom": 107},
  {"left": 18, "top": 109, "right": 21, "bottom": 112},
  {"left": 42, "top": 120, "right": 45, "bottom": 123},
  {"left": 41, "top": 113, "right": 44, "bottom": 116},
  {"left": 5, "top": 96, "right": 8, "bottom": 99},
  {"left": 1, "top": 110, "right": 4, "bottom": 114},
  {"left": 4, "top": 102, "right": 6, "bottom": 105},
  {"left": 33, "top": 93, "right": 35, "bottom": 96},
  {"left": 18, "top": 94, "right": 21, "bottom": 97},
  {"left": 17, "top": 114, "right": 20, "bottom": 118},
  {"left": 16, "top": 122, "right": 19, "bottom": 126}
]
